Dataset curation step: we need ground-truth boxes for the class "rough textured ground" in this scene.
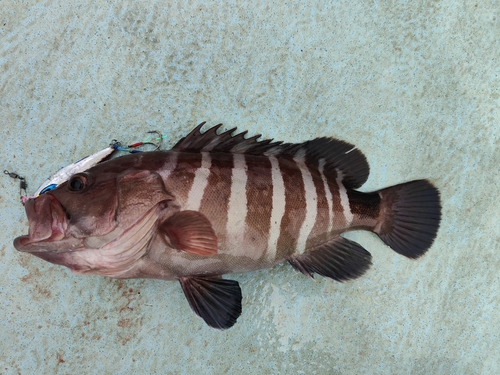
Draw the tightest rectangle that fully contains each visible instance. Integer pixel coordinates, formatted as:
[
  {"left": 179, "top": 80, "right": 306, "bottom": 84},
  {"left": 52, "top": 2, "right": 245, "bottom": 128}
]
[{"left": 1, "top": 1, "right": 499, "bottom": 374}]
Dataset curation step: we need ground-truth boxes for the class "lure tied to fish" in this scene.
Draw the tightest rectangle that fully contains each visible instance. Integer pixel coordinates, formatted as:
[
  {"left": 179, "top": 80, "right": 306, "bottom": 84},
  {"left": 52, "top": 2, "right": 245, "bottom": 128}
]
[{"left": 14, "top": 123, "right": 441, "bottom": 329}]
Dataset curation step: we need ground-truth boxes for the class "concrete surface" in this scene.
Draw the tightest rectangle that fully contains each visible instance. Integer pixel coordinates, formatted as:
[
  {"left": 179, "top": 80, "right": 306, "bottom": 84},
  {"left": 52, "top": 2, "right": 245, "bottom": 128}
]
[{"left": 1, "top": 1, "right": 499, "bottom": 374}]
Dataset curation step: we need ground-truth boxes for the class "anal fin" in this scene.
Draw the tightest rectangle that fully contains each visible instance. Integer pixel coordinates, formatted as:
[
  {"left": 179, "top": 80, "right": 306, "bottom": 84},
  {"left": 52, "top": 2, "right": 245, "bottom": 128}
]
[
  {"left": 288, "top": 237, "right": 372, "bottom": 282},
  {"left": 179, "top": 276, "right": 242, "bottom": 329}
]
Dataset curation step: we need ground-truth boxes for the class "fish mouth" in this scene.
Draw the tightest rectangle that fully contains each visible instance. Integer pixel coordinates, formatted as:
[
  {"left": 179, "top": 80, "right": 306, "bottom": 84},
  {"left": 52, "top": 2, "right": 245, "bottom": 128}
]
[{"left": 14, "top": 194, "right": 70, "bottom": 253}]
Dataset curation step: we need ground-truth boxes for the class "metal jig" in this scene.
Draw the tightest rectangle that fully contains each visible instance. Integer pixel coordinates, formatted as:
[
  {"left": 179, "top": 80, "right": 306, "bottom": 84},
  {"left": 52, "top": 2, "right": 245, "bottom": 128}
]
[{"left": 7, "top": 131, "right": 166, "bottom": 205}]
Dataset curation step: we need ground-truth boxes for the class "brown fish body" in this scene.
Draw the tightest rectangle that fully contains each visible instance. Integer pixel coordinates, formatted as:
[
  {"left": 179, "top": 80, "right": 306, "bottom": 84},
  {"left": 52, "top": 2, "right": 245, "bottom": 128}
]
[{"left": 14, "top": 123, "right": 441, "bottom": 329}]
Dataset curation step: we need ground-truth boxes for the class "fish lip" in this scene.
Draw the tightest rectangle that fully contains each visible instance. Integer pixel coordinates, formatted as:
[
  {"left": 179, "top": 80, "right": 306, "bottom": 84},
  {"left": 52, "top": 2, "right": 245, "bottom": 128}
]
[{"left": 14, "top": 194, "right": 69, "bottom": 253}]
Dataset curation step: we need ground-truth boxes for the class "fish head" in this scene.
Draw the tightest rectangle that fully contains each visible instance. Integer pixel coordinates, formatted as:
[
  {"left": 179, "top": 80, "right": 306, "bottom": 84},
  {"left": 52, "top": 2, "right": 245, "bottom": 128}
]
[
  {"left": 14, "top": 169, "right": 120, "bottom": 253},
  {"left": 14, "top": 162, "right": 173, "bottom": 274}
]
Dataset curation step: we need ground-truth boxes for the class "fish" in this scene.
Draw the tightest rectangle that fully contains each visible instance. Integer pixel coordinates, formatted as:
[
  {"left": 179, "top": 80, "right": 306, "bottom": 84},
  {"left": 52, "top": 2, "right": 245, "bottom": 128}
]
[{"left": 14, "top": 123, "right": 441, "bottom": 329}]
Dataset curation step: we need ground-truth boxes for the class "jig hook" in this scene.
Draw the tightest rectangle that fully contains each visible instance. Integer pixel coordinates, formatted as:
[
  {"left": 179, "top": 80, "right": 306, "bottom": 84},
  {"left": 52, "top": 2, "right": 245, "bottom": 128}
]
[{"left": 127, "top": 130, "right": 165, "bottom": 151}]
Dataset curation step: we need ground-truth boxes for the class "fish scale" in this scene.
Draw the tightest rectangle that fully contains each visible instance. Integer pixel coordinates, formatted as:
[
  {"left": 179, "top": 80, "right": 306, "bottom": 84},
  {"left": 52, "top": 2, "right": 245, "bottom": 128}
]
[{"left": 164, "top": 150, "right": 345, "bottom": 263}]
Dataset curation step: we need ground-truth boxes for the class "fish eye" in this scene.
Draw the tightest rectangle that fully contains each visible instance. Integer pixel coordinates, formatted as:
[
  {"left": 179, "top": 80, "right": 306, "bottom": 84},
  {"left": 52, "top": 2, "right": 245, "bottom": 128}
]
[{"left": 68, "top": 174, "right": 88, "bottom": 192}]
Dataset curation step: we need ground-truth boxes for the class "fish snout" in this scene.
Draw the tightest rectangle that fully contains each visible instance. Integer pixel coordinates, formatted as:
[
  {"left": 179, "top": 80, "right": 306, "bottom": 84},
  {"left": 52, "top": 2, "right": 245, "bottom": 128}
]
[{"left": 14, "top": 194, "right": 68, "bottom": 252}]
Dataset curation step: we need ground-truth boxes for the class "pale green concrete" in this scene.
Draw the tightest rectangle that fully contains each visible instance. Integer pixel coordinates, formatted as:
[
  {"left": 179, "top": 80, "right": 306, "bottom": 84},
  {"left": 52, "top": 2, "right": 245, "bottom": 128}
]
[{"left": 1, "top": 1, "right": 499, "bottom": 374}]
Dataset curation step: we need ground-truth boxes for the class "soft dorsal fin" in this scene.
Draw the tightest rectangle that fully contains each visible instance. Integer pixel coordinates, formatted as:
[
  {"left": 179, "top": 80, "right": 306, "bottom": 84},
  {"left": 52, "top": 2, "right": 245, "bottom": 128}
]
[
  {"left": 289, "top": 137, "right": 370, "bottom": 189},
  {"left": 174, "top": 123, "right": 370, "bottom": 189}
]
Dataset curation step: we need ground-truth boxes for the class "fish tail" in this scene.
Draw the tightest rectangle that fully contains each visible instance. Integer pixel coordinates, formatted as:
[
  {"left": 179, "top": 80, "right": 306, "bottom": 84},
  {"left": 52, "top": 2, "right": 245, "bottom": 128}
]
[{"left": 374, "top": 179, "right": 441, "bottom": 259}]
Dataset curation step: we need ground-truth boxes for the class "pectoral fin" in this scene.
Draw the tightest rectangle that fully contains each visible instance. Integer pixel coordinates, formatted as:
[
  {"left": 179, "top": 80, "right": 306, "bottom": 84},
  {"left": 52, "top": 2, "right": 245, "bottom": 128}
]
[
  {"left": 288, "top": 236, "right": 372, "bottom": 282},
  {"left": 179, "top": 276, "right": 242, "bottom": 329},
  {"left": 160, "top": 210, "right": 218, "bottom": 256}
]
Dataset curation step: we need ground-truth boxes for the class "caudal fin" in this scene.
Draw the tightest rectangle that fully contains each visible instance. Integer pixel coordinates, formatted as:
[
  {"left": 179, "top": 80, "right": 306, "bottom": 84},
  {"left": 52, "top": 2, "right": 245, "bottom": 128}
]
[{"left": 374, "top": 180, "right": 441, "bottom": 259}]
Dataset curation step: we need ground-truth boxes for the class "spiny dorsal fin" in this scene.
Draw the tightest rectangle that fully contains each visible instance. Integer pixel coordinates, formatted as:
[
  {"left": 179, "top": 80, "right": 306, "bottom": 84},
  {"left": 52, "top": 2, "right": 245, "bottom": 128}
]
[
  {"left": 173, "top": 123, "right": 370, "bottom": 189},
  {"left": 172, "top": 122, "right": 286, "bottom": 155}
]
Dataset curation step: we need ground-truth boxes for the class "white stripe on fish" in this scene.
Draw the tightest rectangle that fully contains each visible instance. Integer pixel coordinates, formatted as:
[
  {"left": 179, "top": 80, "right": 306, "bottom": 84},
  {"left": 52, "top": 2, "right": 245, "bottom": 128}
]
[
  {"left": 185, "top": 152, "right": 212, "bottom": 211},
  {"left": 225, "top": 153, "right": 248, "bottom": 256},
  {"left": 294, "top": 149, "right": 318, "bottom": 254},
  {"left": 267, "top": 155, "right": 286, "bottom": 261},
  {"left": 318, "top": 158, "right": 334, "bottom": 233},
  {"left": 337, "top": 170, "right": 353, "bottom": 226}
]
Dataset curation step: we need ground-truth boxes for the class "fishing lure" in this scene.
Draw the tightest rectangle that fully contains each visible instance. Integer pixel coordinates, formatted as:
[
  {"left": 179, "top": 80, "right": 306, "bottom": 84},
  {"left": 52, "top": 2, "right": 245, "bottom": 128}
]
[
  {"left": 5, "top": 131, "right": 165, "bottom": 204},
  {"left": 30, "top": 132, "right": 164, "bottom": 199},
  {"left": 31, "top": 144, "right": 118, "bottom": 198}
]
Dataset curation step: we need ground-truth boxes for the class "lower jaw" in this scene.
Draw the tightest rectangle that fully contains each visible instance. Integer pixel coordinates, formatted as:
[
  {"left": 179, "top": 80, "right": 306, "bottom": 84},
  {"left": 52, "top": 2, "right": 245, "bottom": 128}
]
[{"left": 13, "top": 235, "right": 84, "bottom": 254}]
